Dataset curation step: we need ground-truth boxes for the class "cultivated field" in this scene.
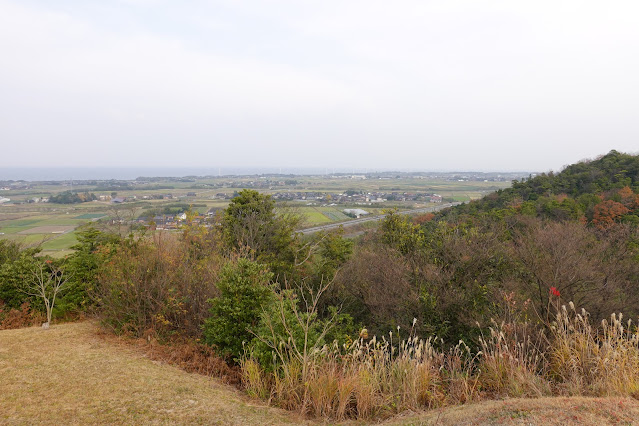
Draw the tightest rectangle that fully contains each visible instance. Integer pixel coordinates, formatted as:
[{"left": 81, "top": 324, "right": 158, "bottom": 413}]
[{"left": 18, "top": 225, "right": 75, "bottom": 234}]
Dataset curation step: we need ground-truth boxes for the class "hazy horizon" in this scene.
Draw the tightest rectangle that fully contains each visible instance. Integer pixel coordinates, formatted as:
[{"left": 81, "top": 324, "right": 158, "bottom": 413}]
[
  {"left": 0, "top": 166, "right": 537, "bottom": 182},
  {"left": 2, "top": 1, "right": 638, "bottom": 171}
]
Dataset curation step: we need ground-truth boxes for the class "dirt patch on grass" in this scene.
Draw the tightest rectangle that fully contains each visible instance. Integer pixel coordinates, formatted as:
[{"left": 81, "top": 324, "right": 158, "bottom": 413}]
[{"left": 18, "top": 225, "right": 75, "bottom": 234}]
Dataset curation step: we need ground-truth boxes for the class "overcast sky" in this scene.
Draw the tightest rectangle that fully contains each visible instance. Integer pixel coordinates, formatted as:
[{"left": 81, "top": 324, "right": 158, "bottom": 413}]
[{"left": 1, "top": 0, "right": 638, "bottom": 173}]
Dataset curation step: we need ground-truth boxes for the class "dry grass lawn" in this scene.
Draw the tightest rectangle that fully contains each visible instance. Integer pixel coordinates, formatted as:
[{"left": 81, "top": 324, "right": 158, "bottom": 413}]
[
  {"left": 0, "top": 322, "right": 302, "bottom": 425},
  {"left": 2, "top": 322, "right": 639, "bottom": 425},
  {"left": 385, "top": 397, "right": 639, "bottom": 425}
]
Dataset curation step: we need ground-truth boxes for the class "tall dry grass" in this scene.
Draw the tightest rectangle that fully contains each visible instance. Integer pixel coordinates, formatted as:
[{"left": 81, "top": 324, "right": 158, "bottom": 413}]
[
  {"left": 242, "top": 325, "right": 478, "bottom": 420},
  {"left": 241, "top": 300, "right": 639, "bottom": 421},
  {"left": 549, "top": 302, "right": 639, "bottom": 397},
  {"left": 477, "top": 318, "right": 550, "bottom": 398}
]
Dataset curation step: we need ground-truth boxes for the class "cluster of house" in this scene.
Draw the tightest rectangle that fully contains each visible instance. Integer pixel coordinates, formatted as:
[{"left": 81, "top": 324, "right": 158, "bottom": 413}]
[
  {"left": 269, "top": 191, "right": 443, "bottom": 204},
  {"left": 271, "top": 192, "right": 327, "bottom": 201},
  {"left": 215, "top": 179, "right": 296, "bottom": 189},
  {"left": 97, "top": 193, "right": 192, "bottom": 203},
  {"left": 0, "top": 196, "right": 50, "bottom": 205},
  {"left": 0, "top": 184, "right": 30, "bottom": 190},
  {"left": 135, "top": 211, "right": 215, "bottom": 230},
  {"left": 114, "top": 190, "right": 444, "bottom": 205},
  {"left": 27, "top": 197, "right": 49, "bottom": 203}
]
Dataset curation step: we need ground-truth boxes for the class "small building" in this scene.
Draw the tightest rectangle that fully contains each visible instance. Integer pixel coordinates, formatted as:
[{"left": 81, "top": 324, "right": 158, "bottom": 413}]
[
  {"left": 111, "top": 197, "right": 125, "bottom": 204},
  {"left": 343, "top": 208, "right": 369, "bottom": 218}
]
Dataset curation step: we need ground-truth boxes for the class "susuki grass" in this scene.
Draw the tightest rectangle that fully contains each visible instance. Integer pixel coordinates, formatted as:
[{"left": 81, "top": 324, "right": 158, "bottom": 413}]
[
  {"left": 549, "top": 302, "right": 639, "bottom": 397},
  {"left": 242, "top": 324, "right": 477, "bottom": 420},
  {"left": 477, "top": 316, "right": 550, "bottom": 398},
  {"left": 241, "top": 300, "right": 639, "bottom": 421}
]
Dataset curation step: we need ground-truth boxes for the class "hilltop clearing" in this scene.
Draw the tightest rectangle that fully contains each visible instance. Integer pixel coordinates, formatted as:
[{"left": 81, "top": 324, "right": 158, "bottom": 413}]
[
  {"left": 2, "top": 322, "right": 639, "bottom": 425},
  {"left": 0, "top": 322, "right": 302, "bottom": 425}
]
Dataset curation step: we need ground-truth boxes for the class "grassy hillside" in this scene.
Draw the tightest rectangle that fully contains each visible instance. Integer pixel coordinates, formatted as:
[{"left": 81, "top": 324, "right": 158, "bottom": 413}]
[
  {"left": 2, "top": 322, "right": 639, "bottom": 425},
  {"left": 0, "top": 322, "right": 301, "bottom": 425}
]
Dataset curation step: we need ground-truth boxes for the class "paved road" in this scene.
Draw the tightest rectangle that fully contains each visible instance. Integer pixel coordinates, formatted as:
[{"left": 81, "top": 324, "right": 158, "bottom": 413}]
[{"left": 299, "top": 202, "right": 461, "bottom": 235}]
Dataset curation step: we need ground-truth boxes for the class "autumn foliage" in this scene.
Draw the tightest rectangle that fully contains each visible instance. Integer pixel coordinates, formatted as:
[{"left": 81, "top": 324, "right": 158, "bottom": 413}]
[{"left": 593, "top": 200, "right": 629, "bottom": 229}]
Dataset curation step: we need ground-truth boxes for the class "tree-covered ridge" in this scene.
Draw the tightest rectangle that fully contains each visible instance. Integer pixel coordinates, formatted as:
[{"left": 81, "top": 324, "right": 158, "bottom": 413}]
[
  {"left": 513, "top": 150, "right": 639, "bottom": 196},
  {"left": 447, "top": 150, "right": 639, "bottom": 226}
]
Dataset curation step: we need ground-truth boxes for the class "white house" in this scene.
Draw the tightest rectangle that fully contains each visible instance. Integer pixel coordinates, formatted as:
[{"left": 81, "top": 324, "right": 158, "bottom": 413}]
[{"left": 343, "top": 208, "right": 369, "bottom": 218}]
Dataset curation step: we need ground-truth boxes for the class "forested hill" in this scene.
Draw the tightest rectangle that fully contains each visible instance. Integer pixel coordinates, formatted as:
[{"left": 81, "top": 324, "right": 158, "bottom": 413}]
[{"left": 447, "top": 150, "right": 639, "bottom": 226}]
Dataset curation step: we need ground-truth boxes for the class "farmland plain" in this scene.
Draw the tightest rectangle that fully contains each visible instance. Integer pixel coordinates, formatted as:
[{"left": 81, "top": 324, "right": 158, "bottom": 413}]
[{"left": 0, "top": 173, "right": 517, "bottom": 255}]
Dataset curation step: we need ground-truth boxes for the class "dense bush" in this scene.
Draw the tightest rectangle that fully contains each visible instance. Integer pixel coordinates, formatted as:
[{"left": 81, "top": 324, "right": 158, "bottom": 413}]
[
  {"left": 0, "top": 245, "right": 42, "bottom": 309},
  {"left": 203, "top": 258, "right": 274, "bottom": 360},
  {"left": 96, "top": 229, "right": 221, "bottom": 338},
  {"left": 56, "top": 227, "right": 121, "bottom": 315},
  {"left": 0, "top": 229, "right": 120, "bottom": 321}
]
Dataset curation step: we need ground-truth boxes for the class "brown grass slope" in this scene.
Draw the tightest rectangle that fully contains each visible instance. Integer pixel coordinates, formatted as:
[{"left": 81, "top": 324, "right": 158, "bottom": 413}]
[
  {"left": 2, "top": 322, "right": 639, "bottom": 425},
  {"left": 0, "top": 322, "right": 302, "bottom": 425},
  {"left": 384, "top": 397, "right": 639, "bottom": 425}
]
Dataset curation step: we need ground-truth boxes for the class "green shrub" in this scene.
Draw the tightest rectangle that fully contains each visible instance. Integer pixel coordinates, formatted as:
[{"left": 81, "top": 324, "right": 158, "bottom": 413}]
[
  {"left": 57, "top": 227, "right": 120, "bottom": 315},
  {"left": 203, "top": 259, "right": 274, "bottom": 360},
  {"left": 0, "top": 250, "right": 41, "bottom": 309},
  {"left": 249, "top": 283, "right": 355, "bottom": 372}
]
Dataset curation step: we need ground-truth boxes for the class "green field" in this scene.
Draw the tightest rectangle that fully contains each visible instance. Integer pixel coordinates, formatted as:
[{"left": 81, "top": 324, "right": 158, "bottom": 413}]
[
  {"left": 41, "top": 232, "right": 79, "bottom": 251},
  {"left": 302, "top": 210, "right": 332, "bottom": 225}
]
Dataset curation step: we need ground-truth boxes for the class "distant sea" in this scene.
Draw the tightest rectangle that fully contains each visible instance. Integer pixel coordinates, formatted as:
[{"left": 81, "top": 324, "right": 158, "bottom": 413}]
[{"left": 0, "top": 167, "right": 378, "bottom": 181}]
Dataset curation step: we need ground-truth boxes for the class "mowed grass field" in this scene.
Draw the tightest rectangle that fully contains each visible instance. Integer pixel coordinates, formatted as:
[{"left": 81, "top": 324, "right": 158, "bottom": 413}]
[
  {"left": 2, "top": 322, "right": 638, "bottom": 425},
  {"left": 0, "top": 322, "right": 302, "bottom": 425}
]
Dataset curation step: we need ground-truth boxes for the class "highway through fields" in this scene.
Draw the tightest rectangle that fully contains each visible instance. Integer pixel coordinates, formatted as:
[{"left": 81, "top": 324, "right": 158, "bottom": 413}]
[{"left": 299, "top": 202, "right": 461, "bottom": 235}]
